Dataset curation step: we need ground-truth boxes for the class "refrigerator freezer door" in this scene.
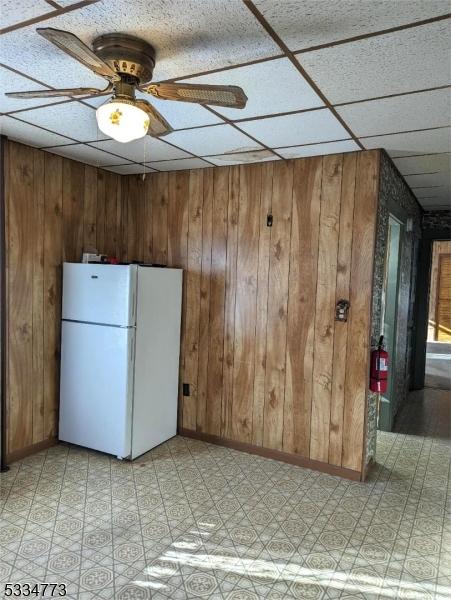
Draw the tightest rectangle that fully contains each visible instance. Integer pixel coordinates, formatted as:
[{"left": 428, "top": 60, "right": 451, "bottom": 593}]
[
  {"left": 62, "top": 263, "right": 137, "bottom": 326},
  {"left": 59, "top": 321, "right": 134, "bottom": 458},
  {"left": 131, "top": 267, "right": 183, "bottom": 459}
]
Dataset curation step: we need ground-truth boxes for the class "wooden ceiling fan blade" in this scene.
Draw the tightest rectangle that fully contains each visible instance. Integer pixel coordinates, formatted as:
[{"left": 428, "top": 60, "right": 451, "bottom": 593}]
[
  {"left": 37, "top": 27, "right": 121, "bottom": 82},
  {"left": 142, "top": 82, "right": 248, "bottom": 109},
  {"left": 135, "top": 100, "right": 173, "bottom": 137},
  {"left": 6, "top": 85, "right": 109, "bottom": 99}
]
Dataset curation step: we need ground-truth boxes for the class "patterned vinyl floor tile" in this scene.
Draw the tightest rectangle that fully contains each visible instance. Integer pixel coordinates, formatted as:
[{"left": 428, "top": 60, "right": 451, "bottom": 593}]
[{"left": 1, "top": 390, "right": 450, "bottom": 599}]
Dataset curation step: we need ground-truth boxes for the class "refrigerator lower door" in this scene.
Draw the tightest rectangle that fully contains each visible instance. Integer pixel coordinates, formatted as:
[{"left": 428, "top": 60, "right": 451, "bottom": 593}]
[{"left": 59, "top": 321, "right": 134, "bottom": 458}]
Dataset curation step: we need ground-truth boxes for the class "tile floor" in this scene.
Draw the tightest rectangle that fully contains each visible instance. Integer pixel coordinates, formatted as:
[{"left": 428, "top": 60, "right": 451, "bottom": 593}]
[{"left": 0, "top": 389, "right": 450, "bottom": 599}]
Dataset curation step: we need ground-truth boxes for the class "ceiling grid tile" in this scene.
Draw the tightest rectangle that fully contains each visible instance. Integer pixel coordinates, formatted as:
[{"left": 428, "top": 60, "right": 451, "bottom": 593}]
[{"left": 0, "top": 0, "right": 449, "bottom": 204}]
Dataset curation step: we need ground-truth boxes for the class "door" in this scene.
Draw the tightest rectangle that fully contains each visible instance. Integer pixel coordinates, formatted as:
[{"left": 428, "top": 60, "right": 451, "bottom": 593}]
[
  {"left": 59, "top": 321, "right": 134, "bottom": 458},
  {"left": 62, "top": 263, "right": 136, "bottom": 326},
  {"left": 436, "top": 255, "right": 451, "bottom": 341},
  {"left": 379, "top": 216, "right": 402, "bottom": 431}
]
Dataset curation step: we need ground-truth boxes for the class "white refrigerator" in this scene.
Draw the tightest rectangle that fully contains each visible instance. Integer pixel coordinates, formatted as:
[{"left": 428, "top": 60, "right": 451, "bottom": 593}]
[{"left": 59, "top": 263, "right": 182, "bottom": 459}]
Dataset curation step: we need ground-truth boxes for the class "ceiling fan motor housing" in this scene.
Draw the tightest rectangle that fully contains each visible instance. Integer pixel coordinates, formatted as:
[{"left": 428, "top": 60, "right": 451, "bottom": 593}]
[{"left": 92, "top": 33, "right": 156, "bottom": 84}]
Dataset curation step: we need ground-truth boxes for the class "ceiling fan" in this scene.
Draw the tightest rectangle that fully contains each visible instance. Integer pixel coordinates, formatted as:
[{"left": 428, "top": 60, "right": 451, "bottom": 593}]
[{"left": 6, "top": 28, "right": 248, "bottom": 143}]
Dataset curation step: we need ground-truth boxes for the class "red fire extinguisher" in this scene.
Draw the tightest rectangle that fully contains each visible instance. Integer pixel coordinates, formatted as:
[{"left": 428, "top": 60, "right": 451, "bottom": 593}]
[{"left": 370, "top": 335, "right": 389, "bottom": 393}]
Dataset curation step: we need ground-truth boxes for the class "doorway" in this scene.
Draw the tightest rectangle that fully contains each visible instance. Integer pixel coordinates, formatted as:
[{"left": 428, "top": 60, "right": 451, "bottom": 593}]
[
  {"left": 425, "top": 240, "right": 451, "bottom": 390},
  {"left": 379, "top": 215, "right": 403, "bottom": 431}
]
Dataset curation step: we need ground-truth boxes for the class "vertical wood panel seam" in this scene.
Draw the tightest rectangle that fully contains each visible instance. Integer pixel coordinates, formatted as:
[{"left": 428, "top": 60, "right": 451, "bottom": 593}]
[
  {"left": 250, "top": 166, "right": 265, "bottom": 440},
  {"left": 164, "top": 175, "right": 169, "bottom": 263},
  {"left": 359, "top": 149, "right": 381, "bottom": 478},
  {"left": 219, "top": 170, "right": 230, "bottom": 437},
  {"left": 250, "top": 167, "right": 261, "bottom": 442},
  {"left": 232, "top": 164, "right": 260, "bottom": 441},
  {"left": 327, "top": 155, "right": 344, "bottom": 463},
  {"left": 257, "top": 168, "right": 274, "bottom": 445},
  {"left": 311, "top": 154, "right": 343, "bottom": 461},
  {"left": 333, "top": 154, "right": 357, "bottom": 466},
  {"left": 280, "top": 162, "right": 295, "bottom": 452},
  {"left": 327, "top": 155, "right": 345, "bottom": 464},
  {"left": 228, "top": 168, "right": 240, "bottom": 437},
  {"left": 199, "top": 170, "right": 213, "bottom": 431},
  {"left": 252, "top": 166, "right": 263, "bottom": 441},
  {"left": 308, "top": 156, "right": 325, "bottom": 458},
  {"left": 206, "top": 173, "right": 214, "bottom": 396},
  {"left": 32, "top": 150, "right": 45, "bottom": 444},
  {"left": 207, "top": 169, "right": 228, "bottom": 434},
  {"left": 340, "top": 153, "right": 359, "bottom": 470},
  {"left": 194, "top": 171, "right": 204, "bottom": 431},
  {"left": 31, "top": 152, "right": 35, "bottom": 443}
]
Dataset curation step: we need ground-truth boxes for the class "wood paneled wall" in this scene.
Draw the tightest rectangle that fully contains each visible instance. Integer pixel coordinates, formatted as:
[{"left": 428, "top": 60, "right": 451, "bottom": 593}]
[
  {"left": 427, "top": 240, "right": 451, "bottom": 340},
  {"left": 4, "top": 141, "right": 126, "bottom": 458},
  {"left": 5, "top": 140, "right": 379, "bottom": 477},
  {"left": 122, "top": 150, "right": 380, "bottom": 477}
]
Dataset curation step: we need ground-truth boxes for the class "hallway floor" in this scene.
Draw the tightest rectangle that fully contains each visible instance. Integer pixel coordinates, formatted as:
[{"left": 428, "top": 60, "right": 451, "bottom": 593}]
[
  {"left": 394, "top": 387, "right": 450, "bottom": 439},
  {"left": 425, "top": 342, "right": 451, "bottom": 391},
  {"left": 0, "top": 390, "right": 450, "bottom": 599}
]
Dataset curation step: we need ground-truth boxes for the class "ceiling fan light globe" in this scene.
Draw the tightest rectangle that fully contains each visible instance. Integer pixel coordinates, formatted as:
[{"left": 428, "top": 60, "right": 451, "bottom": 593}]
[{"left": 96, "top": 99, "right": 149, "bottom": 143}]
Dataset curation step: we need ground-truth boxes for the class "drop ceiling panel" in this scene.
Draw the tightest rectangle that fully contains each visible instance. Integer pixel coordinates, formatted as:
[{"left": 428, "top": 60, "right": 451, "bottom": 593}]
[
  {"left": 1, "top": 0, "right": 449, "bottom": 181},
  {"left": 206, "top": 149, "right": 279, "bottom": 166},
  {"left": 254, "top": 0, "right": 450, "bottom": 51},
  {"left": 16, "top": 102, "right": 101, "bottom": 142},
  {"left": 0, "top": 66, "right": 67, "bottom": 113},
  {"left": 135, "top": 91, "right": 222, "bottom": 129},
  {"left": 299, "top": 21, "right": 450, "bottom": 103},
  {"left": 237, "top": 109, "right": 350, "bottom": 148},
  {"left": 52, "top": 0, "right": 88, "bottom": 5},
  {"left": 412, "top": 185, "right": 451, "bottom": 206},
  {"left": 104, "top": 164, "right": 155, "bottom": 175},
  {"left": 393, "top": 153, "right": 451, "bottom": 176},
  {"left": 0, "top": 115, "right": 75, "bottom": 147},
  {"left": 183, "top": 57, "right": 324, "bottom": 120},
  {"left": 44, "top": 143, "right": 130, "bottom": 166},
  {"left": 407, "top": 172, "right": 450, "bottom": 208},
  {"left": 337, "top": 89, "right": 451, "bottom": 137},
  {"left": 276, "top": 139, "right": 360, "bottom": 159},
  {"left": 90, "top": 137, "right": 190, "bottom": 163},
  {"left": 165, "top": 124, "right": 263, "bottom": 156},
  {"left": 413, "top": 184, "right": 449, "bottom": 201},
  {"left": 12, "top": 101, "right": 100, "bottom": 142},
  {"left": 6, "top": 0, "right": 280, "bottom": 84},
  {"left": 362, "top": 128, "right": 451, "bottom": 157},
  {"left": 147, "top": 158, "right": 211, "bottom": 171},
  {"left": 405, "top": 172, "right": 450, "bottom": 188},
  {"left": 418, "top": 197, "right": 449, "bottom": 209},
  {"left": 0, "top": 27, "right": 106, "bottom": 90},
  {"left": 1, "top": 0, "right": 53, "bottom": 30}
]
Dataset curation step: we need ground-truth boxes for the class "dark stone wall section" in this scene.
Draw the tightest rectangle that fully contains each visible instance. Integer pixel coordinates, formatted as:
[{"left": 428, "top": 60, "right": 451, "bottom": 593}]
[
  {"left": 422, "top": 209, "right": 451, "bottom": 231},
  {"left": 366, "top": 152, "right": 422, "bottom": 465}
]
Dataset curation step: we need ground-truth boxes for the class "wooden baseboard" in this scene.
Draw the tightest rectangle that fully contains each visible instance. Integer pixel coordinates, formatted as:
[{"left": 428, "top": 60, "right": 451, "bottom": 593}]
[
  {"left": 6, "top": 437, "right": 57, "bottom": 464},
  {"left": 5, "top": 432, "right": 363, "bottom": 480},
  {"left": 179, "top": 428, "right": 362, "bottom": 481}
]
